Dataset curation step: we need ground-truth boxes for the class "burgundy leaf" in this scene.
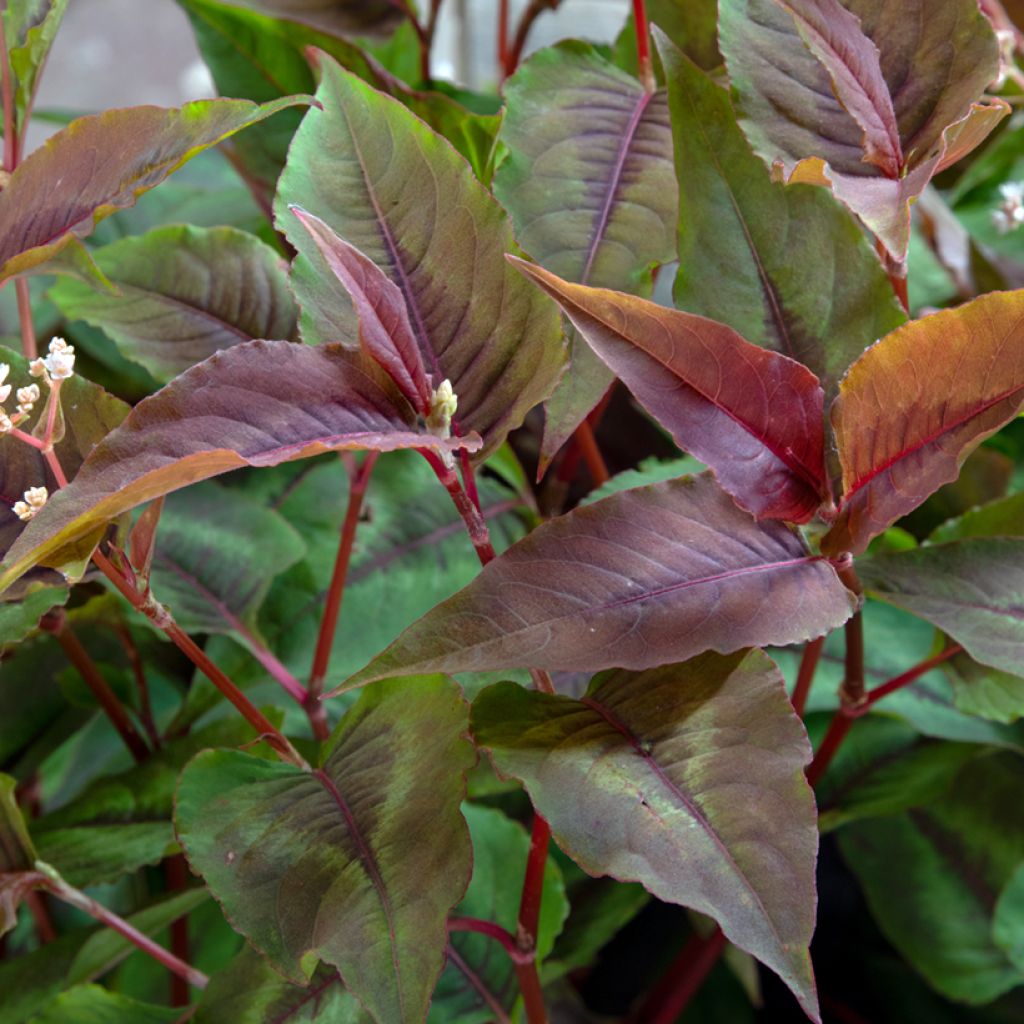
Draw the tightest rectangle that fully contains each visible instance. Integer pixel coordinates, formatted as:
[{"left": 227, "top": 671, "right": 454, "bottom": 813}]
[{"left": 510, "top": 259, "right": 829, "bottom": 522}]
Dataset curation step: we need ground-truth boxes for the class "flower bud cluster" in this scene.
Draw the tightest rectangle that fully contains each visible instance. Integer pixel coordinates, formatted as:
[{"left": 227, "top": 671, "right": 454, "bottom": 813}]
[
  {"left": 13, "top": 486, "right": 48, "bottom": 522},
  {"left": 29, "top": 336, "right": 76, "bottom": 383},
  {"left": 992, "top": 182, "right": 1024, "bottom": 235}
]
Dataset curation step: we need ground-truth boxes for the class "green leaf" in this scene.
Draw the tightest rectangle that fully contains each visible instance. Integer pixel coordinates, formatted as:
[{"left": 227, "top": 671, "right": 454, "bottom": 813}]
[
  {"left": 0, "top": 340, "right": 479, "bottom": 595},
  {"left": 431, "top": 804, "right": 568, "bottom": 1021},
  {"left": 471, "top": 650, "right": 820, "bottom": 1020},
  {"left": 718, "top": 0, "right": 1007, "bottom": 258},
  {"left": 812, "top": 717, "right": 984, "bottom": 831},
  {"left": 493, "top": 41, "right": 677, "bottom": 468},
  {"left": 839, "top": 753, "right": 1024, "bottom": 1003},
  {"left": 941, "top": 650, "right": 1024, "bottom": 725},
  {"left": 822, "top": 291, "right": 1024, "bottom": 555},
  {"left": 660, "top": 37, "right": 904, "bottom": 393},
  {"left": 994, "top": 863, "right": 1024, "bottom": 974},
  {"left": 512, "top": 259, "right": 829, "bottom": 523},
  {"left": 1, "top": 347, "right": 129, "bottom": 599},
  {"left": 929, "top": 493, "right": 1024, "bottom": 544},
  {"left": 196, "top": 948, "right": 365, "bottom": 1023},
  {"left": 67, "top": 887, "right": 210, "bottom": 985},
  {"left": 338, "top": 473, "right": 854, "bottom": 692},
  {"left": 223, "top": 0, "right": 402, "bottom": 39},
  {"left": 275, "top": 56, "right": 565, "bottom": 461},
  {"left": 1, "top": 773, "right": 36, "bottom": 870},
  {"left": 584, "top": 454, "right": 705, "bottom": 504},
  {"left": 176, "top": 677, "right": 474, "bottom": 1022},
  {"left": 151, "top": 481, "right": 305, "bottom": 637},
  {"left": 0, "top": 584, "right": 67, "bottom": 647},
  {"left": 858, "top": 539, "right": 1024, "bottom": 676},
  {"left": 181, "top": 0, "right": 496, "bottom": 185},
  {"left": 0, "top": 95, "right": 309, "bottom": 284},
  {"left": 24, "top": 985, "right": 180, "bottom": 1024},
  {"left": 3, "top": 0, "right": 69, "bottom": 137},
  {"left": 49, "top": 225, "right": 297, "bottom": 382},
  {"left": 615, "top": 0, "right": 720, "bottom": 75}
]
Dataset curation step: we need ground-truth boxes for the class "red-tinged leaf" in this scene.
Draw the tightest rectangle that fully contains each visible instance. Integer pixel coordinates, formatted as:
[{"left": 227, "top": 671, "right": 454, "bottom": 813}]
[
  {"left": 783, "top": 0, "right": 902, "bottom": 177},
  {"left": 176, "top": 677, "right": 474, "bottom": 1024},
  {"left": 822, "top": 291, "right": 1024, "bottom": 556},
  {"left": 275, "top": 56, "right": 565, "bottom": 461},
  {"left": 48, "top": 225, "right": 298, "bottom": 382},
  {"left": 492, "top": 42, "right": 678, "bottom": 471},
  {"left": 289, "top": 207, "right": 431, "bottom": 415},
  {"left": 238, "top": 0, "right": 403, "bottom": 40},
  {"left": 334, "top": 473, "right": 856, "bottom": 693},
  {"left": 719, "top": 0, "right": 1007, "bottom": 258},
  {"left": 511, "top": 259, "right": 829, "bottom": 522},
  {"left": 659, "top": 38, "right": 905, "bottom": 394},
  {"left": 0, "top": 341, "right": 479, "bottom": 596},
  {"left": 470, "top": 650, "right": 820, "bottom": 1021},
  {"left": 4, "top": 0, "right": 69, "bottom": 137},
  {"left": 0, "top": 95, "right": 309, "bottom": 283},
  {"left": 858, "top": 539, "right": 1024, "bottom": 677}
]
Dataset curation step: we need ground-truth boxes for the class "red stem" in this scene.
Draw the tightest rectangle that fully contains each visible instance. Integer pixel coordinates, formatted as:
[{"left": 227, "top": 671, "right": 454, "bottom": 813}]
[
  {"left": 44, "top": 873, "right": 208, "bottom": 991},
  {"left": 632, "top": 0, "right": 655, "bottom": 92},
  {"left": 517, "top": 814, "right": 551, "bottom": 946},
  {"left": 91, "top": 549, "right": 308, "bottom": 770},
  {"left": 50, "top": 620, "right": 151, "bottom": 764},
  {"left": 308, "top": 453, "right": 378, "bottom": 718},
  {"left": 114, "top": 621, "right": 161, "bottom": 749},
  {"left": 573, "top": 419, "right": 610, "bottom": 486},
  {"left": 505, "top": 0, "right": 562, "bottom": 78},
  {"left": 24, "top": 890, "right": 57, "bottom": 944},
  {"left": 806, "top": 643, "right": 964, "bottom": 786},
  {"left": 15, "top": 279, "right": 37, "bottom": 361},
  {"left": 448, "top": 916, "right": 526, "bottom": 961},
  {"left": 421, "top": 451, "right": 496, "bottom": 563},
  {"left": 498, "top": 0, "right": 510, "bottom": 74},
  {"left": 635, "top": 927, "right": 727, "bottom": 1024},
  {"left": 791, "top": 636, "right": 825, "bottom": 717},
  {"left": 164, "top": 854, "right": 191, "bottom": 1007},
  {"left": 0, "top": 11, "right": 16, "bottom": 174}
]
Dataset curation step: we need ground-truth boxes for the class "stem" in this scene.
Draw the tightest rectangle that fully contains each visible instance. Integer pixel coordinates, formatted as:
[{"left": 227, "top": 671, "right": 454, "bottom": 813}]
[
  {"left": 164, "top": 854, "right": 191, "bottom": 1007},
  {"left": 505, "top": 0, "right": 562, "bottom": 78},
  {"left": 841, "top": 610, "right": 865, "bottom": 706},
  {"left": 875, "top": 238, "right": 909, "bottom": 314},
  {"left": 114, "top": 621, "right": 161, "bottom": 750},
  {"left": 308, "top": 452, "right": 378, "bottom": 723},
  {"left": 448, "top": 917, "right": 526, "bottom": 960},
  {"left": 91, "top": 549, "right": 308, "bottom": 771},
  {"left": 517, "top": 814, "right": 551, "bottom": 946},
  {"left": 806, "top": 643, "right": 964, "bottom": 786},
  {"left": 791, "top": 636, "right": 825, "bottom": 717},
  {"left": 48, "top": 618, "right": 151, "bottom": 764},
  {"left": 498, "top": 0, "right": 510, "bottom": 75},
  {"left": 421, "top": 451, "right": 496, "bottom": 563},
  {"left": 24, "top": 890, "right": 57, "bottom": 944},
  {"left": 42, "top": 870, "right": 209, "bottom": 991},
  {"left": 0, "top": 10, "right": 16, "bottom": 174},
  {"left": 573, "top": 419, "right": 610, "bottom": 486},
  {"left": 632, "top": 0, "right": 655, "bottom": 92},
  {"left": 15, "top": 279, "right": 36, "bottom": 360},
  {"left": 636, "top": 928, "right": 728, "bottom": 1024}
]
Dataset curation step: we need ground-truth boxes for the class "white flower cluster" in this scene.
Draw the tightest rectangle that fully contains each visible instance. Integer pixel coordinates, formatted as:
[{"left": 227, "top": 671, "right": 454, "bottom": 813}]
[
  {"left": 0, "top": 364, "right": 41, "bottom": 434},
  {"left": 992, "top": 182, "right": 1024, "bottom": 235},
  {"left": 13, "top": 485, "right": 47, "bottom": 522},
  {"left": 30, "top": 336, "right": 76, "bottom": 383}
]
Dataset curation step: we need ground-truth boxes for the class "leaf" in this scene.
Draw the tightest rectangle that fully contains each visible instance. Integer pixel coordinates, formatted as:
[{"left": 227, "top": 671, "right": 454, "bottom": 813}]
[
  {"left": 492, "top": 42, "right": 677, "bottom": 469},
  {"left": 511, "top": 261, "right": 828, "bottom": 522},
  {"left": 431, "top": 805, "right": 568, "bottom": 1022},
  {"left": 48, "top": 225, "right": 298, "bottom": 382},
  {"left": 0, "top": 584, "right": 67, "bottom": 647},
  {"left": 822, "top": 291, "right": 1024, "bottom": 555},
  {"left": 228, "top": 0, "right": 403, "bottom": 39},
  {"left": 175, "top": 677, "right": 475, "bottom": 1023},
  {"left": 1, "top": 347, "right": 130, "bottom": 598},
  {"left": 839, "top": 753, "right": 1024, "bottom": 1003},
  {"left": 181, "top": 0, "right": 497, "bottom": 186},
  {"left": 24, "top": 986, "right": 181, "bottom": 1024},
  {"left": 275, "top": 55, "right": 565, "bottom": 460},
  {"left": 929, "top": 492, "right": 1024, "bottom": 544},
  {"left": 471, "top": 650, "right": 820, "bottom": 1019},
  {"left": 994, "top": 863, "right": 1024, "bottom": 974},
  {"left": 585, "top": 454, "right": 706, "bottom": 504},
  {"left": 0, "top": 96, "right": 308, "bottom": 284},
  {"left": 3, "top": 0, "right": 69, "bottom": 137},
  {"left": 718, "top": 0, "right": 1008, "bottom": 257},
  {"left": 196, "top": 949, "right": 367, "bottom": 1024},
  {"left": 150, "top": 482, "right": 306, "bottom": 637},
  {"left": 858, "top": 539, "right": 1024, "bottom": 677},
  {"left": 0, "top": 340, "right": 480, "bottom": 595},
  {"left": 941, "top": 649, "right": 1024, "bottom": 725},
  {"left": 0, "top": 773, "right": 36, "bottom": 871},
  {"left": 67, "top": 888, "right": 210, "bottom": 985},
  {"left": 337, "top": 473, "right": 855, "bottom": 693},
  {"left": 288, "top": 208, "right": 432, "bottom": 413},
  {"left": 660, "top": 38, "right": 905, "bottom": 393},
  {"left": 615, "top": 0, "right": 720, "bottom": 75}
]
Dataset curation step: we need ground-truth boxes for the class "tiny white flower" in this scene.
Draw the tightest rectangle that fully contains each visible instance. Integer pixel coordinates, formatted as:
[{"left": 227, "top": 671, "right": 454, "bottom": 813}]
[
  {"left": 0, "top": 362, "right": 10, "bottom": 404},
  {"left": 24, "top": 485, "right": 48, "bottom": 509},
  {"left": 426, "top": 379, "right": 458, "bottom": 437},
  {"left": 993, "top": 181, "right": 1024, "bottom": 234},
  {"left": 43, "top": 337, "right": 75, "bottom": 380},
  {"left": 0, "top": 411, "right": 12, "bottom": 434},
  {"left": 15, "top": 384, "right": 39, "bottom": 415},
  {"left": 28, "top": 358, "right": 47, "bottom": 379},
  {"left": 13, "top": 501, "right": 31, "bottom": 521}
]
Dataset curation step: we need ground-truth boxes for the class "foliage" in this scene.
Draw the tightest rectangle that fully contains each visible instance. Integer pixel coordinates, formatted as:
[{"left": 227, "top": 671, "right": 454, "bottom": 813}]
[{"left": 2, "top": 1, "right": 1024, "bottom": 1022}]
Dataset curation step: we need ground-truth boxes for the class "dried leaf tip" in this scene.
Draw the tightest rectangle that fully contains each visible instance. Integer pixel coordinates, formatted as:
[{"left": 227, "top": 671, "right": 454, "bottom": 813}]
[
  {"left": 13, "top": 486, "right": 48, "bottom": 521},
  {"left": 993, "top": 182, "right": 1024, "bottom": 234}
]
